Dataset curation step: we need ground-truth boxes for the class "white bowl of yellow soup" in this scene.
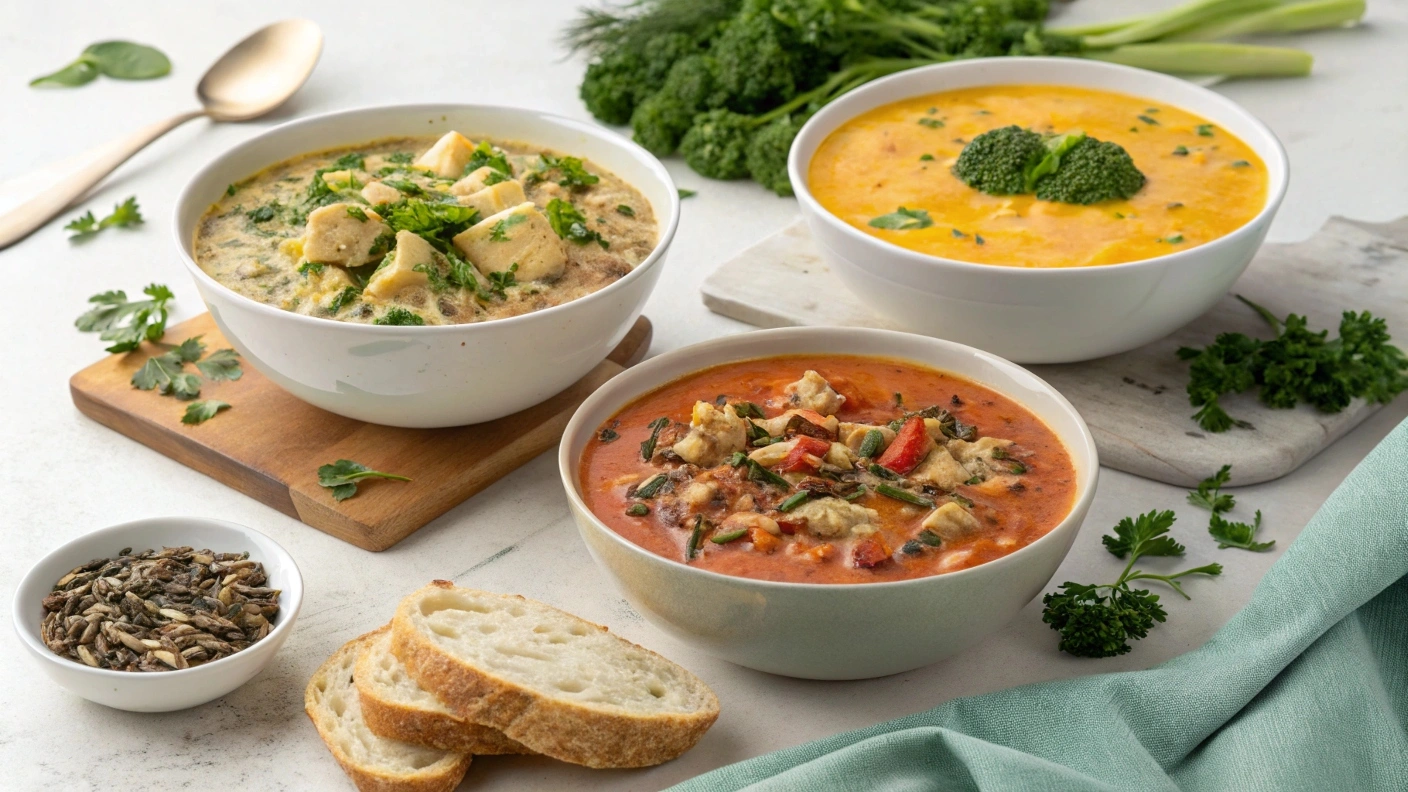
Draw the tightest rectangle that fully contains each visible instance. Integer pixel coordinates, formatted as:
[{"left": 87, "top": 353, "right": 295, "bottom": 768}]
[
  {"left": 789, "top": 58, "right": 1287, "bottom": 364},
  {"left": 174, "top": 104, "right": 678, "bottom": 427}
]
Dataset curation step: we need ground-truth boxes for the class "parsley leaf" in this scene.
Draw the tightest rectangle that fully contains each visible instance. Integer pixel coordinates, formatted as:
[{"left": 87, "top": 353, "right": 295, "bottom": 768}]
[
  {"left": 534, "top": 153, "right": 599, "bottom": 188},
  {"left": 75, "top": 284, "right": 173, "bottom": 353},
  {"left": 386, "top": 152, "right": 414, "bottom": 165},
  {"left": 327, "top": 285, "right": 361, "bottom": 315},
  {"left": 464, "top": 141, "right": 512, "bottom": 178},
  {"left": 247, "top": 203, "right": 280, "bottom": 224},
  {"left": 132, "top": 351, "right": 202, "bottom": 400},
  {"left": 485, "top": 263, "right": 519, "bottom": 298},
  {"left": 489, "top": 213, "right": 527, "bottom": 242},
  {"left": 1044, "top": 510, "right": 1220, "bottom": 657},
  {"left": 1179, "top": 296, "right": 1408, "bottom": 432},
  {"left": 374, "top": 307, "right": 425, "bottom": 326},
  {"left": 616, "top": 204, "right": 635, "bottom": 217},
  {"left": 379, "top": 200, "right": 478, "bottom": 251},
  {"left": 195, "top": 348, "right": 242, "bottom": 381},
  {"left": 1209, "top": 510, "right": 1273, "bottom": 552},
  {"left": 868, "top": 207, "right": 933, "bottom": 231},
  {"left": 678, "top": 189, "right": 697, "bottom": 199},
  {"left": 1187, "top": 464, "right": 1235, "bottom": 514},
  {"left": 346, "top": 206, "right": 370, "bottom": 222},
  {"left": 182, "top": 400, "right": 230, "bottom": 425},
  {"left": 317, "top": 459, "right": 411, "bottom": 501},
  {"left": 66, "top": 196, "right": 143, "bottom": 240},
  {"left": 545, "top": 198, "right": 608, "bottom": 248}
]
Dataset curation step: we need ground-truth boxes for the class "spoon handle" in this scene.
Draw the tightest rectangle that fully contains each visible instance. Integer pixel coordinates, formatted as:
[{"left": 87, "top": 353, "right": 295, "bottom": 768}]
[{"left": 0, "top": 109, "right": 206, "bottom": 250}]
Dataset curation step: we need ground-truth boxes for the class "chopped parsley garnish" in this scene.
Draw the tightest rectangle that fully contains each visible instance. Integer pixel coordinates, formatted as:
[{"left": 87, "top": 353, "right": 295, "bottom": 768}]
[
  {"left": 327, "top": 285, "right": 361, "bottom": 314},
  {"left": 246, "top": 203, "right": 279, "bottom": 224},
  {"left": 868, "top": 207, "right": 932, "bottom": 231},
  {"left": 1197, "top": 124, "right": 1215, "bottom": 136},
  {"left": 386, "top": 152, "right": 414, "bottom": 165},
  {"left": 1043, "top": 510, "right": 1221, "bottom": 658},
  {"left": 317, "top": 459, "right": 411, "bottom": 501},
  {"left": 546, "top": 198, "right": 608, "bottom": 248},
  {"left": 373, "top": 307, "right": 425, "bottom": 326},
  {"left": 489, "top": 213, "right": 528, "bottom": 242},
  {"left": 616, "top": 204, "right": 635, "bottom": 217},
  {"left": 464, "top": 141, "right": 512, "bottom": 178},
  {"left": 346, "top": 206, "right": 369, "bottom": 223},
  {"left": 1138, "top": 114, "right": 1159, "bottom": 125},
  {"left": 1172, "top": 145, "right": 1189, "bottom": 156},
  {"left": 535, "top": 153, "right": 599, "bottom": 188},
  {"left": 298, "top": 261, "right": 325, "bottom": 276},
  {"left": 379, "top": 200, "right": 478, "bottom": 251},
  {"left": 917, "top": 118, "right": 944, "bottom": 129},
  {"left": 226, "top": 184, "right": 238, "bottom": 197},
  {"left": 75, "top": 284, "right": 173, "bottom": 353},
  {"left": 486, "top": 263, "right": 519, "bottom": 298},
  {"left": 1231, "top": 160, "right": 1250, "bottom": 168},
  {"left": 333, "top": 152, "right": 365, "bottom": 171},
  {"left": 919, "top": 153, "right": 934, "bottom": 161},
  {"left": 66, "top": 196, "right": 143, "bottom": 239}
]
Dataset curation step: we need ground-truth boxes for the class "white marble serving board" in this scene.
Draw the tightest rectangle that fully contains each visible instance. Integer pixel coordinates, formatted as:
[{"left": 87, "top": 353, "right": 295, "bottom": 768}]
[{"left": 702, "top": 216, "right": 1408, "bottom": 487}]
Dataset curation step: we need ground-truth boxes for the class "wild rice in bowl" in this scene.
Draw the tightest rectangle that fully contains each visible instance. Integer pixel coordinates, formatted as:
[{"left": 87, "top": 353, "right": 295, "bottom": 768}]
[{"left": 39, "top": 546, "right": 281, "bottom": 672}]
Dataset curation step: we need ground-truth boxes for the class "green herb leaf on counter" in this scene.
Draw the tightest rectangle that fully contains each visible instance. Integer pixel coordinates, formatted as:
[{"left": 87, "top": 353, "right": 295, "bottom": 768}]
[
  {"left": 1178, "top": 296, "right": 1408, "bottom": 432},
  {"left": 31, "top": 41, "right": 170, "bottom": 88},
  {"left": 1209, "top": 510, "right": 1273, "bottom": 552},
  {"left": 1187, "top": 465, "right": 1235, "bottom": 514},
  {"left": 317, "top": 459, "right": 412, "bottom": 502},
  {"left": 546, "top": 198, "right": 609, "bottom": 248},
  {"left": 1043, "top": 510, "right": 1222, "bottom": 658},
  {"left": 75, "top": 284, "right": 173, "bottom": 353},
  {"left": 373, "top": 307, "right": 425, "bottom": 326},
  {"left": 66, "top": 196, "right": 143, "bottom": 240},
  {"left": 677, "top": 189, "right": 696, "bottom": 199},
  {"left": 868, "top": 207, "right": 933, "bottom": 231},
  {"left": 182, "top": 400, "right": 230, "bottom": 425}
]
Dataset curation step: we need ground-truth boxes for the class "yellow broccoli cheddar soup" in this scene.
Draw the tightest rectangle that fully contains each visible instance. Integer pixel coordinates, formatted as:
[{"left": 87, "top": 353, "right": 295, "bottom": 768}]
[{"left": 807, "top": 85, "right": 1269, "bottom": 268}]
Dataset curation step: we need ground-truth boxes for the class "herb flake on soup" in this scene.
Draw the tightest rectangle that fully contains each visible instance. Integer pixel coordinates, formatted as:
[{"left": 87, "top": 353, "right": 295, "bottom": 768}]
[
  {"left": 580, "top": 356, "right": 1076, "bottom": 584},
  {"left": 194, "top": 132, "right": 658, "bottom": 325},
  {"left": 808, "top": 85, "right": 1268, "bottom": 268}
]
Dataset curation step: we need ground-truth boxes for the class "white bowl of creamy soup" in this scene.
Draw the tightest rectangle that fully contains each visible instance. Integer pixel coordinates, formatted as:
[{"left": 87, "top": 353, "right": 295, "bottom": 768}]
[{"left": 175, "top": 104, "right": 678, "bottom": 427}]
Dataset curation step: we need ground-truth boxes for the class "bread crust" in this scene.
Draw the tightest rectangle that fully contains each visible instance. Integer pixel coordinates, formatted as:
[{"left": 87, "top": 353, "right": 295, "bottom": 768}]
[
  {"left": 391, "top": 582, "right": 720, "bottom": 769},
  {"left": 305, "top": 630, "right": 472, "bottom": 792},
  {"left": 355, "top": 626, "right": 531, "bottom": 755}
]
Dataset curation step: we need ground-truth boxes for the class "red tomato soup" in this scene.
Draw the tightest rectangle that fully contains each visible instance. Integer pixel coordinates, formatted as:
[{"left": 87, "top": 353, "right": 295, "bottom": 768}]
[{"left": 579, "top": 356, "right": 1076, "bottom": 584}]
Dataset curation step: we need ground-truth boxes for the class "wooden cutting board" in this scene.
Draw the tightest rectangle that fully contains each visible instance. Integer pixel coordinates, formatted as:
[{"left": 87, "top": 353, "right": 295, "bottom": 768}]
[
  {"left": 70, "top": 314, "right": 652, "bottom": 551},
  {"left": 702, "top": 216, "right": 1408, "bottom": 487}
]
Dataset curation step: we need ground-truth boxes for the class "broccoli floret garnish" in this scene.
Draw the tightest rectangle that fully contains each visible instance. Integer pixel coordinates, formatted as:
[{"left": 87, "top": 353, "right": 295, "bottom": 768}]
[
  {"left": 680, "top": 109, "right": 752, "bottom": 179},
  {"left": 954, "top": 127, "right": 1146, "bottom": 204},
  {"left": 951, "top": 125, "right": 1047, "bottom": 196},
  {"left": 1034, "top": 136, "right": 1147, "bottom": 204}
]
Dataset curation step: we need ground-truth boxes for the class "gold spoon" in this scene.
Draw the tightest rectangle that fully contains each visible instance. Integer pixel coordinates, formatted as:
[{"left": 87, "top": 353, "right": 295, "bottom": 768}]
[{"left": 0, "top": 19, "right": 323, "bottom": 250}]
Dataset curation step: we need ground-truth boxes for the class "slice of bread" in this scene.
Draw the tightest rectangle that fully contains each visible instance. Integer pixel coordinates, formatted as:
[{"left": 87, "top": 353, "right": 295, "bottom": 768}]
[
  {"left": 356, "top": 626, "right": 531, "bottom": 755},
  {"left": 305, "top": 630, "right": 472, "bottom": 792},
  {"left": 391, "top": 582, "right": 720, "bottom": 769}
]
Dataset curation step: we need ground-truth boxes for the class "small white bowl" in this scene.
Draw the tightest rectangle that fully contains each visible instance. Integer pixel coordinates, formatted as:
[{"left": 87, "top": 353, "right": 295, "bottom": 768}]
[
  {"left": 559, "top": 327, "right": 1098, "bottom": 679},
  {"left": 174, "top": 104, "right": 679, "bottom": 428},
  {"left": 13, "top": 516, "right": 303, "bottom": 712},
  {"left": 788, "top": 58, "right": 1289, "bottom": 364}
]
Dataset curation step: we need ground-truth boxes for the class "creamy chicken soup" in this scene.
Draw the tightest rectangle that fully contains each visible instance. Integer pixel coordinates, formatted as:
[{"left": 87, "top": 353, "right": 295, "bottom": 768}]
[{"left": 194, "top": 132, "right": 658, "bottom": 326}]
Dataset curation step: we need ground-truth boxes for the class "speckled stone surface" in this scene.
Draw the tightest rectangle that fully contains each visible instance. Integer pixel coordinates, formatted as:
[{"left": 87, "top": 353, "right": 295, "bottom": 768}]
[
  {"left": 702, "top": 217, "right": 1408, "bottom": 487},
  {"left": 3, "top": 1, "right": 1408, "bottom": 790}
]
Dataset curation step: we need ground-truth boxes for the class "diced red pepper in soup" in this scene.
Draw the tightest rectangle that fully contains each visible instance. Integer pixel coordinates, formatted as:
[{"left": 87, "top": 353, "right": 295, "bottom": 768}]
[
  {"left": 777, "top": 435, "right": 832, "bottom": 474},
  {"left": 851, "top": 536, "right": 892, "bottom": 568},
  {"left": 876, "top": 417, "right": 933, "bottom": 475}
]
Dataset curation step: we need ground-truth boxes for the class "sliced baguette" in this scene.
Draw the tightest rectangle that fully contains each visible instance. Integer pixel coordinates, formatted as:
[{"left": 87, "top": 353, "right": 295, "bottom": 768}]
[
  {"left": 391, "top": 582, "right": 720, "bottom": 769},
  {"left": 356, "top": 626, "right": 531, "bottom": 755},
  {"left": 305, "top": 630, "right": 471, "bottom": 792}
]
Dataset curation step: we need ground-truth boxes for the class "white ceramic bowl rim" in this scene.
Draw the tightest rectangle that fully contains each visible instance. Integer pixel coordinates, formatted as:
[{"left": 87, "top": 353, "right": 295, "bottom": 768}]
[
  {"left": 560, "top": 326, "right": 1100, "bottom": 591},
  {"left": 172, "top": 102, "right": 681, "bottom": 335},
  {"left": 12, "top": 517, "right": 303, "bottom": 680},
  {"left": 788, "top": 57, "right": 1290, "bottom": 278}
]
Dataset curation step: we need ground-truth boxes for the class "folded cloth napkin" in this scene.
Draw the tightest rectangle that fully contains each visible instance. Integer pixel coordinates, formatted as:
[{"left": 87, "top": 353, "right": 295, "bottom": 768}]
[{"left": 673, "top": 420, "right": 1408, "bottom": 792}]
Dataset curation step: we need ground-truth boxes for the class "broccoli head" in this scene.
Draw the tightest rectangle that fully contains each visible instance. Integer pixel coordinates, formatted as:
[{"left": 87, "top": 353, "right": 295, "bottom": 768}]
[
  {"left": 711, "top": 13, "right": 819, "bottom": 113},
  {"left": 580, "top": 49, "right": 647, "bottom": 126},
  {"left": 951, "top": 125, "right": 1047, "bottom": 195},
  {"left": 746, "top": 115, "right": 802, "bottom": 196},
  {"left": 680, "top": 109, "right": 753, "bottom": 180},
  {"left": 631, "top": 55, "right": 723, "bottom": 156},
  {"left": 1034, "top": 137, "right": 1146, "bottom": 204}
]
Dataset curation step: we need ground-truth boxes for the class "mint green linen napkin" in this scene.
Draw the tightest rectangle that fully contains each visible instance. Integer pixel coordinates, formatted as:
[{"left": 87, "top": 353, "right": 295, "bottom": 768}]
[{"left": 674, "top": 420, "right": 1408, "bottom": 792}]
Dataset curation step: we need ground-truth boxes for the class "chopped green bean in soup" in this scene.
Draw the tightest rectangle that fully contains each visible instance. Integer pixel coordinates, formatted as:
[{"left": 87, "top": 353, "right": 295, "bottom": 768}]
[{"left": 194, "top": 132, "right": 658, "bottom": 326}]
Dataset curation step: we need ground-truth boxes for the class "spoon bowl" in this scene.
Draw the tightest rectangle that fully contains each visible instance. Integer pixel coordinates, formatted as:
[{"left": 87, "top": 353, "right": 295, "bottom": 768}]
[{"left": 198, "top": 19, "right": 323, "bottom": 122}]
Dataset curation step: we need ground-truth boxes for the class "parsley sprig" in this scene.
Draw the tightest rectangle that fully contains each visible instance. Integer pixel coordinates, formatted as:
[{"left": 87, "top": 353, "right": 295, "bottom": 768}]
[
  {"left": 317, "top": 459, "right": 412, "bottom": 501},
  {"left": 131, "top": 335, "right": 243, "bottom": 402},
  {"left": 546, "top": 198, "right": 608, "bottom": 248},
  {"left": 1178, "top": 296, "right": 1408, "bottom": 432},
  {"left": 75, "top": 284, "right": 173, "bottom": 353},
  {"left": 66, "top": 197, "right": 143, "bottom": 240},
  {"left": 1042, "top": 510, "right": 1222, "bottom": 658},
  {"left": 1187, "top": 464, "right": 1274, "bottom": 552}
]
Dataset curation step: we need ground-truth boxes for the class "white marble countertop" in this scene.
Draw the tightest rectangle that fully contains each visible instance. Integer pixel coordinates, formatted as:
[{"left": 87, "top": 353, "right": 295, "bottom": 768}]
[{"left": 2, "top": 1, "right": 1406, "bottom": 789}]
